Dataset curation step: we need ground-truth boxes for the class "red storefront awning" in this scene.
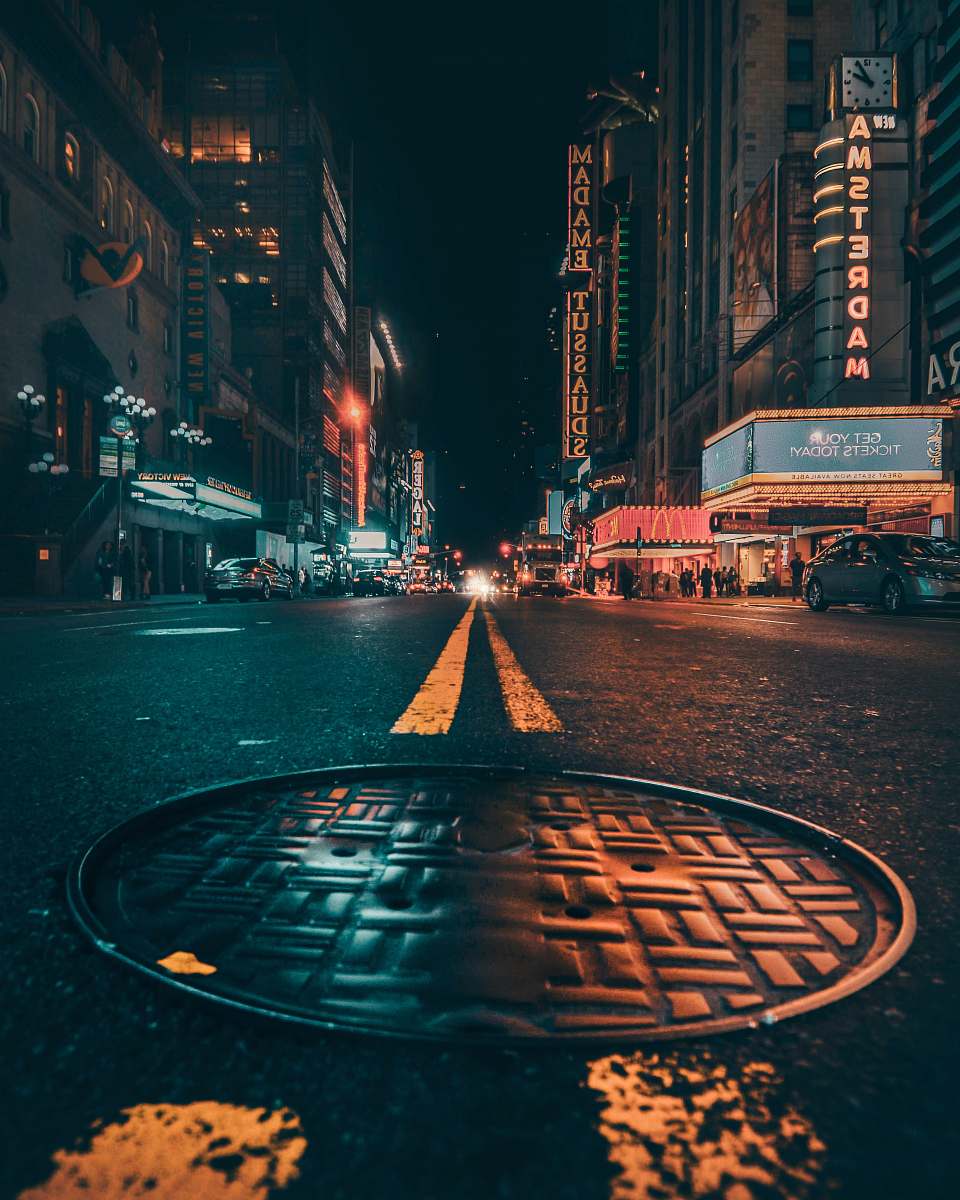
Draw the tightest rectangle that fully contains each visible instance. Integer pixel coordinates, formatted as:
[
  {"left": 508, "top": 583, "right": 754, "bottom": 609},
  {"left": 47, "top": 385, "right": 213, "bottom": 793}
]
[{"left": 591, "top": 506, "right": 714, "bottom": 556}]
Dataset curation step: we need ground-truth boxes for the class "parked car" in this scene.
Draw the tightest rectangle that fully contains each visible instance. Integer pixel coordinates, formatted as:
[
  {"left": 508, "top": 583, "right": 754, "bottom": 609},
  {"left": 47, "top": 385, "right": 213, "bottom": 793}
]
[
  {"left": 353, "top": 569, "right": 386, "bottom": 597},
  {"left": 804, "top": 532, "right": 960, "bottom": 614},
  {"left": 205, "top": 557, "right": 294, "bottom": 602},
  {"left": 438, "top": 579, "right": 455, "bottom": 593},
  {"left": 407, "top": 579, "right": 427, "bottom": 595},
  {"left": 424, "top": 581, "right": 439, "bottom": 594}
]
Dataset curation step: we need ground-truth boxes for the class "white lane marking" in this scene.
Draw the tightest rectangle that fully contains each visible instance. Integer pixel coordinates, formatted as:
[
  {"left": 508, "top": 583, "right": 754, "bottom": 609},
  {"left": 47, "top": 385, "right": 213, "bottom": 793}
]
[
  {"left": 135, "top": 627, "right": 242, "bottom": 636},
  {"left": 63, "top": 616, "right": 198, "bottom": 632},
  {"left": 709, "top": 614, "right": 799, "bottom": 626},
  {"left": 237, "top": 739, "right": 274, "bottom": 745}
]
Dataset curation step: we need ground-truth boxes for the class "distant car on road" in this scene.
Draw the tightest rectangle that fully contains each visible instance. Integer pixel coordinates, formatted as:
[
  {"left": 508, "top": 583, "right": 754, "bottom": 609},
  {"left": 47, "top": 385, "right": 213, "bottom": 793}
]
[
  {"left": 804, "top": 532, "right": 960, "bottom": 614},
  {"left": 407, "top": 580, "right": 427, "bottom": 595},
  {"left": 353, "top": 569, "right": 386, "bottom": 597},
  {"left": 205, "top": 557, "right": 294, "bottom": 603}
]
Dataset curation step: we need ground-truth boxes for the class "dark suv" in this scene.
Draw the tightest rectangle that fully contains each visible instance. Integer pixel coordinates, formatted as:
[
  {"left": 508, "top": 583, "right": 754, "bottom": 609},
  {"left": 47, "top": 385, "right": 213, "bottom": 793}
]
[
  {"left": 205, "top": 557, "right": 294, "bottom": 602},
  {"left": 353, "top": 569, "right": 386, "bottom": 597},
  {"left": 803, "top": 532, "right": 960, "bottom": 615}
]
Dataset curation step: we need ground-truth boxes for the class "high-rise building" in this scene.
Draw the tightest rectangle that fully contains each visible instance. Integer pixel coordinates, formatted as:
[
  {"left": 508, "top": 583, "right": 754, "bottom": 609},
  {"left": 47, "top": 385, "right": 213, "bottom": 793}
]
[
  {"left": 164, "top": 21, "right": 351, "bottom": 541},
  {"left": 652, "top": 0, "right": 854, "bottom": 506}
]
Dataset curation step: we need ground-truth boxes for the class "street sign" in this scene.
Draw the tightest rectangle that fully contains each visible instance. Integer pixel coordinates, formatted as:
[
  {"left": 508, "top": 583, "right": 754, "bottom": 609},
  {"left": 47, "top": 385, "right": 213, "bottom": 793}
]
[
  {"left": 108, "top": 413, "right": 134, "bottom": 438},
  {"left": 288, "top": 499, "right": 304, "bottom": 523},
  {"left": 99, "top": 437, "right": 135, "bottom": 477},
  {"left": 286, "top": 524, "right": 305, "bottom": 543}
]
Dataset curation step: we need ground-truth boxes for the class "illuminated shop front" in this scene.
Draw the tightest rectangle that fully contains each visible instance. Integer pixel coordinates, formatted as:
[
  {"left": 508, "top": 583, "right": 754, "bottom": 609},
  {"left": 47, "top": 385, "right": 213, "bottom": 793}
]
[
  {"left": 702, "top": 407, "right": 953, "bottom": 589},
  {"left": 589, "top": 506, "right": 714, "bottom": 591}
]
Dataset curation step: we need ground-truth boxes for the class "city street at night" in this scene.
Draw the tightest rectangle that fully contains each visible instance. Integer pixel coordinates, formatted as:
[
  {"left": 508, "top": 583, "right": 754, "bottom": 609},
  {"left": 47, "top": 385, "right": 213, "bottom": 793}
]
[{"left": 3, "top": 593, "right": 958, "bottom": 1199}]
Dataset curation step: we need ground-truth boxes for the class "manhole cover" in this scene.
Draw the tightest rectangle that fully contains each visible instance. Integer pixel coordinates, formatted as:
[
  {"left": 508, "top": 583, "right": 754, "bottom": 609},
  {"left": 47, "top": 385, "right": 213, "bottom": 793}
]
[{"left": 68, "top": 767, "right": 914, "bottom": 1044}]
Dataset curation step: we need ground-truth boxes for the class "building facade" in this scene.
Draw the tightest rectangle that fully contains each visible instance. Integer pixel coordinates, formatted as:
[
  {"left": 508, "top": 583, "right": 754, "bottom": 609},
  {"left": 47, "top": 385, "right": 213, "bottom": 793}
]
[
  {"left": 0, "top": 2, "right": 203, "bottom": 595},
  {"left": 164, "top": 27, "right": 352, "bottom": 546}
]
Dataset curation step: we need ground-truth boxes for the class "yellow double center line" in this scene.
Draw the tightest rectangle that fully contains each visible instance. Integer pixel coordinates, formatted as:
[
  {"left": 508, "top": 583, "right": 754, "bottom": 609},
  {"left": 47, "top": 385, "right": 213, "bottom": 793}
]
[{"left": 391, "top": 599, "right": 561, "bottom": 735}]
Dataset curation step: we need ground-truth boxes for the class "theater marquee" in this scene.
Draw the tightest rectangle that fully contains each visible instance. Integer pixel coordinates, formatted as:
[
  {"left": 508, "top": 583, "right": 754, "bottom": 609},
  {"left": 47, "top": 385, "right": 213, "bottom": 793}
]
[{"left": 564, "top": 143, "right": 593, "bottom": 459}]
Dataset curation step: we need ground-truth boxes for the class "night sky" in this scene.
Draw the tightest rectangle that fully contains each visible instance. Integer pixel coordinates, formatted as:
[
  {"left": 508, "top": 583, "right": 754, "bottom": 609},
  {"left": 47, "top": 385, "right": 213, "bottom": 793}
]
[{"left": 122, "top": 1, "right": 656, "bottom": 557}]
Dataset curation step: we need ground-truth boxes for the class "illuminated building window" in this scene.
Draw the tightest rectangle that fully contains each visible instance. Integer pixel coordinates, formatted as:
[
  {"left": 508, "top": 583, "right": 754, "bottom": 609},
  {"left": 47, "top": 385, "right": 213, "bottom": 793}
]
[
  {"left": 142, "top": 219, "right": 152, "bottom": 270},
  {"left": 99, "top": 176, "right": 114, "bottom": 232},
  {"left": 122, "top": 199, "right": 134, "bottom": 243},
  {"left": 55, "top": 388, "right": 67, "bottom": 461},
  {"left": 190, "top": 115, "right": 251, "bottom": 163},
  {"left": 64, "top": 132, "right": 80, "bottom": 181},
  {"left": 22, "top": 94, "right": 40, "bottom": 163},
  {"left": 234, "top": 270, "right": 251, "bottom": 284}
]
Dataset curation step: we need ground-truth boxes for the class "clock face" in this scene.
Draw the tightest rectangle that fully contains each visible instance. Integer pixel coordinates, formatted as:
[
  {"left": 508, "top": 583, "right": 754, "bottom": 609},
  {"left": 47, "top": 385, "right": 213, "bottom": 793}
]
[{"left": 842, "top": 55, "right": 893, "bottom": 109}]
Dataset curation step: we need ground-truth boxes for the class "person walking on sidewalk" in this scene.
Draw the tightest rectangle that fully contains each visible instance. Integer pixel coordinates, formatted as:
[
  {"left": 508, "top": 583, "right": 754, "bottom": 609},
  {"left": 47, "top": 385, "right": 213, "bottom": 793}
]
[
  {"left": 700, "top": 564, "right": 713, "bottom": 599},
  {"left": 138, "top": 546, "right": 153, "bottom": 599},
  {"left": 94, "top": 541, "right": 114, "bottom": 599},
  {"left": 713, "top": 566, "right": 723, "bottom": 597},
  {"left": 790, "top": 550, "right": 805, "bottom": 603}
]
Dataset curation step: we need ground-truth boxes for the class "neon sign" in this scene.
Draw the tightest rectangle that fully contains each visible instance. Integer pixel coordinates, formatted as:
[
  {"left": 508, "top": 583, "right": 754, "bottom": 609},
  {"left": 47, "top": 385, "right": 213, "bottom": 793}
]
[
  {"left": 843, "top": 114, "right": 873, "bottom": 381},
  {"left": 564, "top": 144, "right": 593, "bottom": 459},
  {"left": 411, "top": 450, "right": 425, "bottom": 540}
]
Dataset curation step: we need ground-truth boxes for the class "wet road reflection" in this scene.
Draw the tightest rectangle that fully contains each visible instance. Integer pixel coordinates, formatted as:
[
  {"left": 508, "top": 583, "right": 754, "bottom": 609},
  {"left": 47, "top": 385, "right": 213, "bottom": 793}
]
[
  {"left": 18, "top": 1101, "right": 306, "bottom": 1199},
  {"left": 586, "top": 1054, "right": 825, "bottom": 1200}
]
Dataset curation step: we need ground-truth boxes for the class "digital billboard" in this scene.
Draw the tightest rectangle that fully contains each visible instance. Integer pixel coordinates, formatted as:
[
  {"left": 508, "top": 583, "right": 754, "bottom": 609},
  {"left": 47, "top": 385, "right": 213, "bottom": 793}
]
[
  {"left": 703, "top": 415, "right": 944, "bottom": 497},
  {"left": 701, "top": 423, "right": 754, "bottom": 497},
  {"left": 732, "top": 170, "right": 776, "bottom": 351}
]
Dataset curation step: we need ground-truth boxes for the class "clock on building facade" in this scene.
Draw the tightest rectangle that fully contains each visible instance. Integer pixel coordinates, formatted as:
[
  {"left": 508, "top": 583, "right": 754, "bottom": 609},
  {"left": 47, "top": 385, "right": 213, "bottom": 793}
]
[{"left": 841, "top": 55, "right": 895, "bottom": 109}]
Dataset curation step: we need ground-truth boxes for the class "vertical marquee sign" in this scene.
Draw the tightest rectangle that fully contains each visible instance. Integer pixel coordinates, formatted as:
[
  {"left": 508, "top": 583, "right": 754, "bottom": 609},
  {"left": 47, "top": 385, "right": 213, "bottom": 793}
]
[
  {"left": 182, "top": 250, "right": 211, "bottom": 411},
  {"left": 410, "top": 449, "right": 425, "bottom": 542},
  {"left": 565, "top": 144, "right": 593, "bottom": 459},
  {"left": 843, "top": 113, "right": 873, "bottom": 381}
]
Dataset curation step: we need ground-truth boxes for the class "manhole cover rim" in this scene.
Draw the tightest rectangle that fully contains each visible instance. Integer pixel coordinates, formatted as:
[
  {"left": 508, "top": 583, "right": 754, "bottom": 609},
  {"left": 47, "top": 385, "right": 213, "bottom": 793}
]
[{"left": 67, "top": 764, "right": 917, "bottom": 1046}]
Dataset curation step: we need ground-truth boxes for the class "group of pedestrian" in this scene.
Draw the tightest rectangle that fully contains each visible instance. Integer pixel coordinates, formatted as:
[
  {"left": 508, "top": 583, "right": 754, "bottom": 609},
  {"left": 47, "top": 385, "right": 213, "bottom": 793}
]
[
  {"left": 678, "top": 565, "right": 740, "bottom": 599},
  {"left": 94, "top": 540, "right": 152, "bottom": 600}
]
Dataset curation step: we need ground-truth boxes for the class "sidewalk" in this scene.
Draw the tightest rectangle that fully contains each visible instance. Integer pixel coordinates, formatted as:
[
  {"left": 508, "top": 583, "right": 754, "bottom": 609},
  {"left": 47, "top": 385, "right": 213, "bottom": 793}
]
[
  {"left": 567, "top": 591, "right": 802, "bottom": 608},
  {"left": 0, "top": 593, "right": 207, "bottom": 618}
]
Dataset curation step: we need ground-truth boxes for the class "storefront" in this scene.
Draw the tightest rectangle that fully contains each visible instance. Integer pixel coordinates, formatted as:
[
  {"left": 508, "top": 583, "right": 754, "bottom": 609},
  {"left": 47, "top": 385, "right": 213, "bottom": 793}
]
[
  {"left": 128, "top": 470, "right": 263, "bottom": 594},
  {"left": 589, "top": 506, "right": 714, "bottom": 594},
  {"left": 702, "top": 409, "right": 954, "bottom": 587}
]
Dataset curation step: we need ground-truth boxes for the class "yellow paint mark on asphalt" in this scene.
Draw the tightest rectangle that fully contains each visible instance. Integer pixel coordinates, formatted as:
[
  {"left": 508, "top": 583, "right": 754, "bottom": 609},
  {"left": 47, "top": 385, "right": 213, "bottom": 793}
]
[
  {"left": 156, "top": 950, "right": 217, "bottom": 976},
  {"left": 483, "top": 610, "right": 562, "bottom": 733},
  {"left": 586, "top": 1054, "right": 825, "bottom": 1200},
  {"left": 18, "top": 1101, "right": 307, "bottom": 1199},
  {"left": 392, "top": 598, "right": 478, "bottom": 734}
]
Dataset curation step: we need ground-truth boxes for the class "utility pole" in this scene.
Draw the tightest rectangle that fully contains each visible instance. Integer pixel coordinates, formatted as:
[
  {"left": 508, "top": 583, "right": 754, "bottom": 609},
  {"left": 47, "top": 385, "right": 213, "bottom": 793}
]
[{"left": 293, "top": 375, "right": 301, "bottom": 595}]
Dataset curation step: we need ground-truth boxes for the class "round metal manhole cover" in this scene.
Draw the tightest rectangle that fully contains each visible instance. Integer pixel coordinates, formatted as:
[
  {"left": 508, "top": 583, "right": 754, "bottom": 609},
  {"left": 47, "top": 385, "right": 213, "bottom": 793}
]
[{"left": 68, "top": 767, "right": 915, "bottom": 1044}]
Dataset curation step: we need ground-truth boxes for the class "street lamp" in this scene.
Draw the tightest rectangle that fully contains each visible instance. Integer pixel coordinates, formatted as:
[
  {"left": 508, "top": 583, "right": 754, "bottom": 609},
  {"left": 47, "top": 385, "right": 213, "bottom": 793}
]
[
  {"left": 106, "top": 391, "right": 157, "bottom": 467},
  {"left": 169, "top": 421, "right": 212, "bottom": 447}
]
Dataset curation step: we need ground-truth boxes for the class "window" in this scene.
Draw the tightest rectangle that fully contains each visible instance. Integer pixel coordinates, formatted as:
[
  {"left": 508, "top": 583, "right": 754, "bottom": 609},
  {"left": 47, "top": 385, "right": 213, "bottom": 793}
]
[
  {"left": 730, "top": 123, "right": 738, "bottom": 166},
  {"left": 162, "top": 322, "right": 172, "bottom": 354},
  {"left": 0, "top": 177, "right": 9, "bottom": 237},
  {"left": 126, "top": 288, "right": 138, "bottom": 330},
  {"left": 99, "top": 176, "right": 114, "bottom": 232},
  {"left": 122, "top": 199, "right": 134, "bottom": 244},
  {"left": 23, "top": 94, "right": 40, "bottom": 162},
  {"left": 0, "top": 64, "right": 7, "bottom": 135},
  {"left": 787, "top": 103, "right": 814, "bottom": 129},
  {"left": 731, "top": 61, "right": 738, "bottom": 105},
  {"left": 787, "top": 39, "right": 813, "bottom": 81},
  {"left": 731, "top": 0, "right": 739, "bottom": 42},
  {"left": 787, "top": 0, "right": 813, "bottom": 14},
  {"left": 63, "top": 241, "right": 75, "bottom": 283},
  {"left": 159, "top": 239, "right": 169, "bottom": 285},
  {"left": 141, "top": 220, "right": 152, "bottom": 271},
  {"left": 64, "top": 136, "right": 84, "bottom": 190}
]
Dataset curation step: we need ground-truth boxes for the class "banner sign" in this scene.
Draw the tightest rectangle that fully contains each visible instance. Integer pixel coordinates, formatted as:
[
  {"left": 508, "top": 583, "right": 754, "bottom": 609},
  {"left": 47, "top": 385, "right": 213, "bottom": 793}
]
[
  {"left": 564, "top": 143, "right": 593, "bottom": 459},
  {"left": 183, "top": 250, "right": 211, "bottom": 410},
  {"left": 586, "top": 462, "right": 635, "bottom": 493},
  {"left": 703, "top": 416, "right": 944, "bottom": 496},
  {"left": 842, "top": 114, "right": 874, "bottom": 382},
  {"left": 99, "top": 436, "right": 135, "bottom": 477},
  {"left": 767, "top": 506, "right": 868, "bottom": 527}
]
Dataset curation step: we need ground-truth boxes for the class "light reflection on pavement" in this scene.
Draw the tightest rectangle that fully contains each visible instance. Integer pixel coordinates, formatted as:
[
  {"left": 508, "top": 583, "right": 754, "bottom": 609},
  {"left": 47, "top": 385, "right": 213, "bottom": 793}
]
[
  {"left": 18, "top": 1101, "right": 306, "bottom": 1199},
  {"left": 585, "top": 1054, "right": 826, "bottom": 1200}
]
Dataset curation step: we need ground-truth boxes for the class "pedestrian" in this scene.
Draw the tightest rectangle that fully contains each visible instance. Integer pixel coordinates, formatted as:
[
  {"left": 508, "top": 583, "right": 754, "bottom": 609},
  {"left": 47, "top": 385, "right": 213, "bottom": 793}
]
[
  {"left": 720, "top": 566, "right": 730, "bottom": 596},
  {"left": 95, "top": 541, "right": 113, "bottom": 599},
  {"left": 729, "top": 566, "right": 740, "bottom": 596},
  {"left": 119, "top": 541, "right": 134, "bottom": 600},
  {"left": 138, "top": 545, "right": 152, "bottom": 599},
  {"left": 713, "top": 566, "right": 723, "bottom": 597},
  {"left": 620, "top": 565, "right": 634, "bottom": 600},
  {"left": 789, "top": 550, "right": 805, "bottom": 603},
  {"left": 700, "top": 563, "right": 713, "bottom": 599}
]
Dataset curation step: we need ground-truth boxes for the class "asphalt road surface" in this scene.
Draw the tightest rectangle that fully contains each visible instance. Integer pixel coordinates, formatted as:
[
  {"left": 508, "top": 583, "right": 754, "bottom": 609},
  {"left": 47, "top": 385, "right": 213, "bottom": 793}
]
[{"left": 2, "top": 593, "right": 958, "bottom": 1199}]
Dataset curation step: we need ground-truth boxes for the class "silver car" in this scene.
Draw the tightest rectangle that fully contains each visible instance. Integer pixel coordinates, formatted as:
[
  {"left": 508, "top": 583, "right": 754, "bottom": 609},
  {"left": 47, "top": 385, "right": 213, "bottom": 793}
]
[{"left": 803, "top": 532, "right": 960, "bottom": 614}]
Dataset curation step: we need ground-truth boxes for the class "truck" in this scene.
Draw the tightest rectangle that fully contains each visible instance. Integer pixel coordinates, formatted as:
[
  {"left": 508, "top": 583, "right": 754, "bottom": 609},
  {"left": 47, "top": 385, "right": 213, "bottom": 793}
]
[{"left": 518, "top": 533, "right": 568, "bottom": 597}]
